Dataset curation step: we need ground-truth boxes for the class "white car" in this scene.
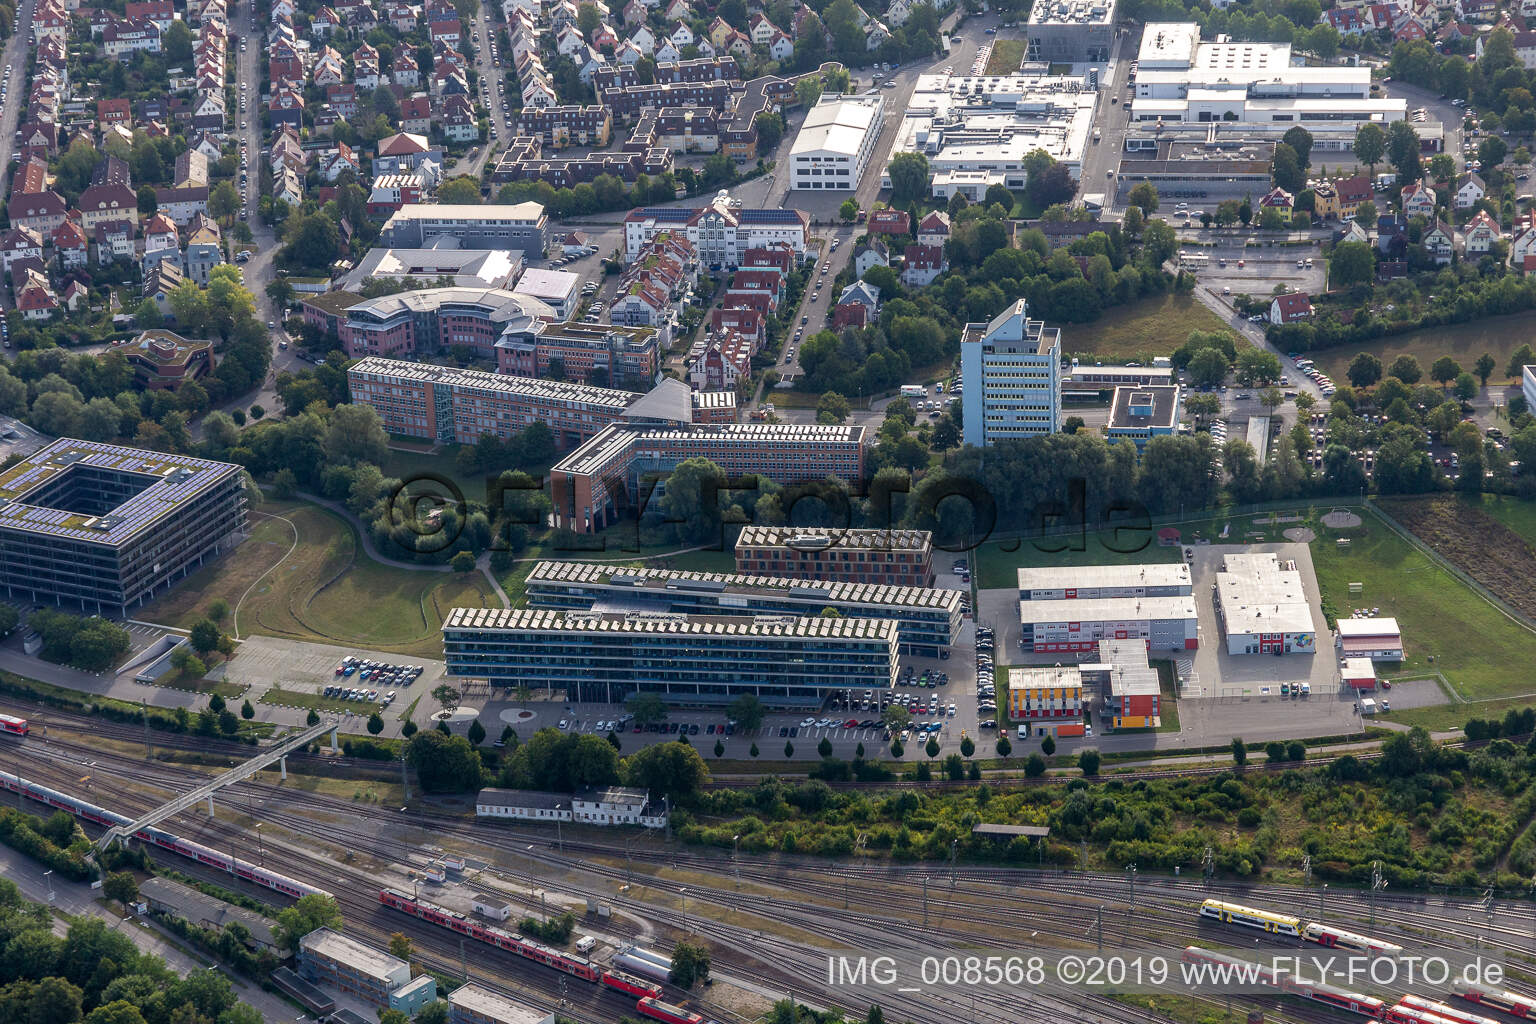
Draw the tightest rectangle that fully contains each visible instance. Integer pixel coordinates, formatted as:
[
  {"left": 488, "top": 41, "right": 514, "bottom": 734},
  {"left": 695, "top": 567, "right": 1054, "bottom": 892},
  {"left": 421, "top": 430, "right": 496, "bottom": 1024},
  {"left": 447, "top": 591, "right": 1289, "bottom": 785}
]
[{"left": 800, "top": 717, "right": 816, "bottom": 728}]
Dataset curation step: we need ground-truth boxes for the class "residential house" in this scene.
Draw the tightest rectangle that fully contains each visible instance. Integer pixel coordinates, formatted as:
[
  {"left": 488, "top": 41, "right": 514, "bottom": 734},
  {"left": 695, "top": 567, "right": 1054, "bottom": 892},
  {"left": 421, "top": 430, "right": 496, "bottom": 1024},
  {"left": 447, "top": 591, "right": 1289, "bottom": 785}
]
[
  {"left": 1336, "top": 174, "right": 1372, "bottom": 219},
  {"left": 311, "top": 5, "right": 341, "bottom": 35},
  {"left": 270, "top": 84, "right": 305, "bottom": 131},
  {"left": 917, "top": 210, "right": 950, "bottom": 247},
  {"left": 1400, "top": 181, "right": 1438, "bottom": 219},
  {"left": 155, "top": 186, "right": 210, "bottom": 226},
  {"left": 689, "top": 333, "right": 751, "bottom": 391},
  {"left": 1456, "top": 171, "right": 1486, "bottom": 209},
  {"left": 1268, "top": 291, "right": 1313, "bottom": 325},
  {"left": 184, "top": 213, "right": 224, "bottom": 285},
  {"left": 97, "top": 98, "right": 131, "bottom": 133},
  {"left": 52, "top": 218, "right": 89, "bottom": 270},
  {"left": 1509, "top": 214, "right": 1536, "bottom": 271},
  {"left": 399, "top": 95, "right": 432, "bottom": 134},
  {"left": 654, "top": 38, "right": 681, "bottom": 62},
  {"left": 629, "top": 24, "right": 655, "bottom": 53},
  {"left": 1376, "top": 215, "right": 1408, "bottom": 256},
  {"left": 769, "top": 32, "right": 794, "bottom": 60},
  {"left": 392, "top": 51, "right": 420, "bottom": 87},
  {"left": 15, "top": 267, "right": 56, "bottom": 320},
  {"left": 61, "top": 280, "right": 87, "bottom": 313},
  {"left": 1422, "top": 218, "right": 1461, "bottom": 261},
  {"left": 662, "top": 0, "right": 689, "bottom": 20},
  {"left": 1259, "top": 186, "right": 1294, "bottom": 209},
  {"left": 320, "top": 142, "right": 360, "bottom": 181},
  {"left": 94, "top": 221, "right": 136, "bottom": 265},
  {"left": 557, "top": 24, "right": 585, "bottom": 56},
  {"left": 142, "top": 212, "right": 181, "bottom": 273},
  {"left": 749, "top": 12, "right": 779, "bottom": 44},
  {"left": 77, "top": 157, "right": 138, "bottom": 234},
  {"left": 0, "top": 227, "right": 43, "bottom": 274},
  {"left": 901, "top": 243, "right": 946, "bottom": 287},
  {"left": 866, "top": 208, "right": 910, "bottom": 236},
  {"left": 833, "top": 280, "right": 880, "bottom": 328},
  {"left": 854, "top": 237, "right": 888, "bottom": 277},
  {"left": 103, "top": 17, "right": 162, "bottom": 59},
  {"left": 7, "top": 190, "right": 66, "bottom": 236},
  {"left": 670, "top": 21, "right": 694, "bottom": 48},
  {"left": 1462, "top": 209, "right": 1501, "bottom": 254}
]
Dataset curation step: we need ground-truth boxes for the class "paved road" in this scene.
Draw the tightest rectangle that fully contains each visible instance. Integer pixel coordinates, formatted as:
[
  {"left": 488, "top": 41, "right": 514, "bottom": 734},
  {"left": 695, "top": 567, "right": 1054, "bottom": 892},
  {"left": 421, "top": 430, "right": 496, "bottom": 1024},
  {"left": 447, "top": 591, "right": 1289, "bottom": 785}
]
[{"left": 0, "top": 0, "right": 37, "bottom": 316}]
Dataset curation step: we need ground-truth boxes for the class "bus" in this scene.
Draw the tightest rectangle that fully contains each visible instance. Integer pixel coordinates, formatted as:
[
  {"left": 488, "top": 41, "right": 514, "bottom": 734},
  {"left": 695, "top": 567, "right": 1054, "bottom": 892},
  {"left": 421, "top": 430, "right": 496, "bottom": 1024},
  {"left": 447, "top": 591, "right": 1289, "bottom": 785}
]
[
  {"left": 0, "top": 715, "right": 29, "bottom": 736},
  {"left": 1178, "top": 252, "right": 1209, "bottom": 270}
]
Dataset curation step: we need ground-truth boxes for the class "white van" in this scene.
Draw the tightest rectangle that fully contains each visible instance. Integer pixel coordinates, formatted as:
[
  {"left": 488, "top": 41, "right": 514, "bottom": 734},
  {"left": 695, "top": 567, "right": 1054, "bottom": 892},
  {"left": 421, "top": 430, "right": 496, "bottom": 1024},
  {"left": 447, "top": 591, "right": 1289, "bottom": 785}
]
[
  {"left": 575, "top": 936, "right": 596, "bottom": 953},
  {"left": 1016, "top": 724, "right": 1029, "bottom": 741}
]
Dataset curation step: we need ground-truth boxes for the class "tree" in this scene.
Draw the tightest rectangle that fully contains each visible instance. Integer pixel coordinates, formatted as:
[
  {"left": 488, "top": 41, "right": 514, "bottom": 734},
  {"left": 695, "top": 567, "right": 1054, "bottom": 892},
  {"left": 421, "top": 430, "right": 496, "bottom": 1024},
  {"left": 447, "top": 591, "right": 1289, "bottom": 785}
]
[
  {"left": 208, "top": 181, "right": 239, "bottom": 222},
  {"left": 274, "top": 893, "right": 343, "bottom": 952},
  {"left": 1348, "top": 352, "right": 1384, "bottom": 389},
  {"left": 625, "top": 739, "right": 710, "bottom": 801},
  {"left": 960, "top": 736, "right": 975, "bottom": 757},
  {"left": 1480, "top": 135, "right": 1509, "bottom": 171},
  {"left": 240, "top": 700, "right": 254, "bottom": 720},
  {"left": 749, "top": 743, "right": 759, "bottom": 758},
  {"left": 389, "top": 933, "right": 413, "bottom": 961},
  {"left": 1282, "top": 126, "right": 1314, "bottom": 169},
  {"left": 467, "top": 718, "right": 486, "bottom": 745},
  {"left": 1024, "top": 754, "right": 1046, "bottom": 777},
  {"left": 1389, "top": 354, "right": 1423, "bottom": 385},
  {"left": 785, "top": 741, "right": 795, "bottom": 757},
  {"left": 306, "top": 708, "right": 320, "bottom": 727},
  {"left": 817, "top": 391, "right": 851, "bottom": 424},
  {"left": 406, "top": 730, "right": 482, "bottom": 792},
  {"left": 839, "top": 199, "right": 858, "bottom": 223},
  {"left": 322, "top": 403, "right": 390, "bottom": 467},
  {"left": 925, "top": 736, "right": 940, "bottom": 758},
  {"left": 189, "top": 619, "right": 221, "bottom": 656},
  {"left": 996, "top": 735, "right": 1012, "bottom": 757},
  {"left": 714, "top": 739, "right": 725, "bottom": 758},
  {"left": 795, "top": 75, "right": 823, "bottom": 109},
  {"left": 1330, "top": 241, "right": 1375, "bottom": 288},
  {"left": 1078, "top": 749, "right": 1101, "bottom": 775},
  {"left": 887, "top": 152, "right": 930, "bottom": 205},
  {"left": 626, "top": 693, "right": 669, "bottom": 726},
  {"left": 1432, "top": 356, "right": 1462, "bottom": 388},
  {"left": 367, "top": 712, "right": 384, "bottom": 735},
  {"left": 1235, "top": 348, "right": 1282, "bottom": 386},
  {"left": 670, "top": 941, "right": 711, "bottom": 988},
  {"left": 450, "top": 550, "right": 476, "bottom": 573},
  {"left": 30, "top": 977, "right": 83, "bottom": 1024},
  {"left": 1354, "top": 200, "right": 1378, "bottom": 231},
  {"left": 1188, "top": 348, "right": 1230, "bottom": 389},
  {"left": 755, "top": 111, "right": 784, "bottom": 152},
  {"left": 1388, "top": 120, "right": 1422, "bottom": 182},
  {"left": 817, "top": 737, "right": 833, "bottom": 758},
  {"left": 437, "top": 176, "right": 483, "bottom": 204},
  {"left": 728, "top": 693, "right": 765, "bottom": 730},
  {"left": 1454, "top": 372, "right": 1479, "bottom": 402},
  {"left": 1271, "top": 143, "right": 1304, "bottom": 193},
  {"left": 1475, "top": 352, "right": 1497, "bottom": 386},
  {"left": 1231, "top": 737, "right": 1248, "bottom": 766},
  {"left": 1040, "top": 734, "right": 1056, "bottom": 756},
  {"left": 432, "top": 684, "right": 462, "bottom": 714},
  {"left": 102, "top": 872, "right": 137, "bottom": 912},
  {"left": 1128, "top": 181, "right": 1159, "bottom": 213}
]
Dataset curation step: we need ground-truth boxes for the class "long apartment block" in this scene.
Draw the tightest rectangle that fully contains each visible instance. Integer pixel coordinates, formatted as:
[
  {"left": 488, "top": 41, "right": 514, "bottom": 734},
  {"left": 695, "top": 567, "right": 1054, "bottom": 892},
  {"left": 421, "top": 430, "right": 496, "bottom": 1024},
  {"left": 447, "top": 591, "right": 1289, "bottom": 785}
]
[
  {"left": 549, "top": 422, "right": 865, "bottom": 533},
  {"left": 0, "top": 438, "right": 247, "bottom": 614},
  {"left": 441, "top": 607, "right": 899, "bottom": 709},
  {"left": 377, "top": 202, "right": 548, "bottom": 255},
  {"left": 524, "top": 559, "right": 960, "bottom": 654}
]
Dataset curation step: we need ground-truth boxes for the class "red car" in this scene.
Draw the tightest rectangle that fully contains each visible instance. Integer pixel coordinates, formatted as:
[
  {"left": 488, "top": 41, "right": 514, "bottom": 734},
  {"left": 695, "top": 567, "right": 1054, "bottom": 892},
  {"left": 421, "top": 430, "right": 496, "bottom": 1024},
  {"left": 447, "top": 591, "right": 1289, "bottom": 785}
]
[
  {"left": 844, "top": 718, "right": 859, "bottom": 728},
  {"left": 1380, "top": 680, "right": 1391, "bottom": 690}
]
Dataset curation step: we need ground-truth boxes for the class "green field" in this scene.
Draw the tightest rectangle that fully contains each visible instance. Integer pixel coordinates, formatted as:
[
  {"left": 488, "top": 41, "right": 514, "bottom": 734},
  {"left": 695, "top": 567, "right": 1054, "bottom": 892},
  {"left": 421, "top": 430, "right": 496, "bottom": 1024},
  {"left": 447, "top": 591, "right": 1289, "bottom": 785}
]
[
  {"left": 141, "top": 501, "right": 498, "bottom": 658},
  {"left": 1308, "top": 314, "right": 1535, "bottom": 388},
  {"left": 1058, "top": 294, "right": 1230, "bottom": 364},
  {"left": 1310, "top": 507, "right": 1536, "bottom": 702}
]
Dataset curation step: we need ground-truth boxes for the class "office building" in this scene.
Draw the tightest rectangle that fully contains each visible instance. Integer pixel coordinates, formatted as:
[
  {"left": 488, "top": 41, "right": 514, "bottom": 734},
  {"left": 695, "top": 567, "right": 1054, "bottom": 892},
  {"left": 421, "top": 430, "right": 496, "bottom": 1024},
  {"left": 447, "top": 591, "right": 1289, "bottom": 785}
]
[
  {"left": 475, "top": 786, "right": 668, "bottom": 828},
  {"left": 495, "top": 319, "right": 662, "bottom": 388},
  {"left": 1132, "top": 22, "right": 1406, "bottom": 127},
  {"left": 624, "top": 190, "right": 809, "bottom": 266},
  {"left": 1105, "top": 385, "right": 1182, "bottom": 452},
  {"left": 347, "top": 357, "right": 639, "bottom": 450},
  {"left": 1006, "top": 665, "right": 1084, "bottom": 721},
  {"left": 1017, "top": 563, "right": 1191, "bottom": 601},
  {"left": 1079, "top": 638, "right": 1161, "bottom": 729},
  {"left": 1335, "top": 616, "right": 1403, "bottom": 661},
  {"left": 1019, "top": 596, "right": 1199, "bottom": 653},
  {"left": 549, "top": 422, "right": 865, "bottom": 533},
  {"left": 885, "top": 74, "right": 1095, "bottom": 198},
  {"left": 960, "top": 299, "right": 1062, "bottom": 446},
  {"left": 0, "top": 439, "right": 246, "bottom": 614},
  {"left": 449, "top": 983, "right": 556, "bottom": 1024},
  {"left": 524, "top": 559, "right": 960, "bottom": 654},
  {"left": 1061, "top": 361, "right": 1175, "bottom": 396},
  {"left": 789, "top": 94, "right": 884, "bottom": 191},
  {"left": 379, "top": 202, "right": 548, "bottom": 256},
  {"left": 297, "top": 928, "right": 434, "bottom": 1010},
  {"left": 734, "top": 526, "right": 935, "bottom": 587},
  {"left": 441, "top": 607, "right": 899, "bottom": 708},
  {"left": 338, "top": 287, "right": 555, "bottom": 361},
  {"left": 1025, "top": 0, "right": 1115, "bottom": 61},
  {"left": 1214, "top": 552, "right": 1318, "bottom": 655},
  {"left": 512, "top": 268, "right": 582, "bottom": 319}
]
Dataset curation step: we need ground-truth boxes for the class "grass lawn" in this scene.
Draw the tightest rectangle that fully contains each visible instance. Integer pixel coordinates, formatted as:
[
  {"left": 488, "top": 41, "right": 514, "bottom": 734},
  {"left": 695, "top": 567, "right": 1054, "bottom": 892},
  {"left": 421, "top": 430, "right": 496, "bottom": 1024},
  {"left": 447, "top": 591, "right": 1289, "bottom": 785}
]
[
  {"left": 1309, "top": 507, "right": 1536, "bottom": 702},
  {"left": 141, "top": 501, "right": 498, "bottom": 659},
  {"left": 1060, "top": 294, "right": 1230, "bottom": 364},
  {"left": 261, "top": 684, "right": 374, "bottom": 716},
  {"left": 984, "top": 38, "right": 1026, "bottom": 75},
  {"left": 1150, "top": 658, "right": 1182, "bottom": 733},
  {"left": 1386, "top": 693, "right": 1536, "bottom": 732},
  {"left": 154, "top": 675, "right": 247, "bottom": 699},
  {"left": 1307, "top": 313, "right": 1536, "bottom": 387},
  {"left": 1467, "top": 494, "right": 1536, "bottom": 544}
]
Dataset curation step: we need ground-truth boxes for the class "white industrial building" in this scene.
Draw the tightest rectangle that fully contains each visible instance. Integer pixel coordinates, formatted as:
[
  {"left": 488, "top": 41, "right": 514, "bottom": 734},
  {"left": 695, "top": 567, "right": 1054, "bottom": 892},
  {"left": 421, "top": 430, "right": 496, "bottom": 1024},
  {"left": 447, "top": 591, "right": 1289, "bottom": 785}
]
[
  {"left": 1019, "top": 596, "right": 1199, "bottom": 654},
  {"left": 1215, "top": 552, "right": 1318, "bottom": 655},
  {"left": 339, "top": 247, "right": 525, "bottom": 292},
  {"left": 1025, "top": 0, "right": 1116, "bottom": 62},
  {"left": 1131, "top": 23, "right": 1407, "bottom": 128},
  {"left": 789, "top": 94, "right": 885, "bottom": 192},
  {"left": 1336, "top": 616, "right": 1403, "bottom": 661},
  {"left": 883, "top": 73, "right": 1095, "bottom": 199},
  {"left": 1018, "top": 563, "right": 1191, "bottom": 601},
  {"left": 960, "top": 298, "right": 1061, "bottom": 446}
]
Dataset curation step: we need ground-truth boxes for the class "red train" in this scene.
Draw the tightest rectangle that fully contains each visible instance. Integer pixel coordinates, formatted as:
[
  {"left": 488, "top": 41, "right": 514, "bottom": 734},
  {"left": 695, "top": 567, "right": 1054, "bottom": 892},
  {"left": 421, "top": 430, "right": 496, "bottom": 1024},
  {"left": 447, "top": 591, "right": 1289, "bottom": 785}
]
[
  {"left": 1386, "top": 1003, "right": 1479, "bottom": 1024},
  {"left": 379, "top": 888, "right": 667, "bottom": 1000},
  {"left": 637, "top": 997, "right": 705, "bottom": 1024},
  {"left": 1458, "top": 985, "right": 1536, "bottom": 1019},
  {"left": 0, "top": 714, "right": 28, "bottom": 736},
  {"left": 604, "top": 970, "right": 664, "bottom": 1000},
  {"left": 1181, "top": 947, "right": 1386, "bottom": 1018},
  {"left": 1397, "top": 995, "right": 1504, "bottom": 1024}
]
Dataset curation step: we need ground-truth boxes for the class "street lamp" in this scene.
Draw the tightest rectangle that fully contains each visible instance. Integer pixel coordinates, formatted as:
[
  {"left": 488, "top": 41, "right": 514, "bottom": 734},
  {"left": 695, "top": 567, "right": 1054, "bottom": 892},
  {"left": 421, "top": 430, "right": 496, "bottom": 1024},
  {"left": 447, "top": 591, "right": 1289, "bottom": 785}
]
[
  {"left": 254, "top": 823, "right": 264, "bottom": 867},
  {"left": 679, "top": 887, "right": 688, "bottom": 932},
  {"left": 42, "top": 870, "right": 53, "bottom": 904}
]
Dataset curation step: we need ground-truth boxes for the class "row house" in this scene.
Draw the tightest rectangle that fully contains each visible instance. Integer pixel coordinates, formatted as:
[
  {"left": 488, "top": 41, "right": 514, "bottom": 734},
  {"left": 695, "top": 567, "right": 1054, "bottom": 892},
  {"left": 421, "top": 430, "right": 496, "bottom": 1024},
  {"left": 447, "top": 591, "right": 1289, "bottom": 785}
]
[
  {"left": 518, "top": 105, "right": 613, "bottom": 148},
  {"left": 610, "top": 278, "right": 671, "bottom": 326},
  {"left": 78, "top": 157, "right": 137, "bottom": 234},
  {"left": 271, "top": 82, "right": 306, "bottom": 131},
  {"left": 709, "top": 304, "right": 764, "bottom": 347},
  {"left": 724, "top": 265, "right": 785, "bottom": 313},
  {"left": 270, "top": 35, "right": 303, "bottom": 81},
  {"left": 33, "top": 0, "right": 68, "bottom": 43},
  {"left": 355, "top": 42, "right": 382, "bottom": 90},
  {"left": 655, "top": 106, "right": 721, "bottom": 152}
]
